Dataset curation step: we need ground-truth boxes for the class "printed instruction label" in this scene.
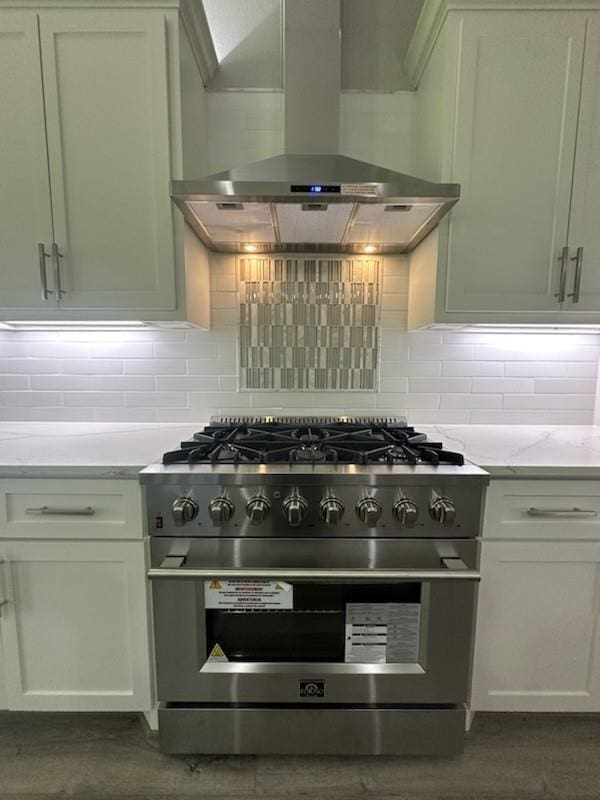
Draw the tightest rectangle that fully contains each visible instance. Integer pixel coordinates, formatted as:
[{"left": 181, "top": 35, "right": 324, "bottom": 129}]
[
  {"left": 341, "top": 183, "right": 378, "bottom": 196},
  {"left": 344, "top": 603, "right": 421, "bottom": 664},
  {"left": 204, "top": 579, "right": 293, "bottom": 610}
]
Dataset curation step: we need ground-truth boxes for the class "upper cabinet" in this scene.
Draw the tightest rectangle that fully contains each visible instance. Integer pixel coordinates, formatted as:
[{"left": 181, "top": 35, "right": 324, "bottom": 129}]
[
  {"left": 0, "top": 1, "right": 210, "bottom": 325},
  {"left": 406, "top": 1, "right": 600, "bottom": 327}
]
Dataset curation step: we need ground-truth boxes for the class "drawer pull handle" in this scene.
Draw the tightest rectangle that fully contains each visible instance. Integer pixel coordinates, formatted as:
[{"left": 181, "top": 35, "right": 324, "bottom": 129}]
[
  {"left": 526, "top": 507, "right": 597, "bottom": 518},
  {"left": 25, "top": 505, "right": 95, "bottom": 516}
]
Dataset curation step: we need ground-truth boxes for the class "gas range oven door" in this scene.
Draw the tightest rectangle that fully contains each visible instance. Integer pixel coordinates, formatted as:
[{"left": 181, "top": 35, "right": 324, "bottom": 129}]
[{"left": 148, "top": 537, "right": 479, "bottom": 706}]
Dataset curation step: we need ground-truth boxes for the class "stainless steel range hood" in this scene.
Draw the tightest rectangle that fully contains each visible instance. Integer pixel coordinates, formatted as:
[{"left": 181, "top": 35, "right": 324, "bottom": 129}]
[
  {"left": 172, "top": 1, "right": 459, "bottom": 256},
  {"left": 171, "top": 153, "right": 460, "bottom": 255}
]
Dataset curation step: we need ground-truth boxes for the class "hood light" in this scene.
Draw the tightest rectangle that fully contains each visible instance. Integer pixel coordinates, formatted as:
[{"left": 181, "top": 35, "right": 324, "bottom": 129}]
[
  {"left": 244, "top": 244, "right": 258, "bottom": 252},
  {"left": 362, "top": 245, "right": 377, "bottom": 254}
]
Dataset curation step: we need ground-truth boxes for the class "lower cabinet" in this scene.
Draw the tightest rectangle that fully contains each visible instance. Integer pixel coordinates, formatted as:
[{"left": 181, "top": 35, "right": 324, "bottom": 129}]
[
  {"left": 0, "top": 538, "right": 152, "bottom": 712},
  {"left": 471, "top": 533, "right": 600, "bottom": 712}
]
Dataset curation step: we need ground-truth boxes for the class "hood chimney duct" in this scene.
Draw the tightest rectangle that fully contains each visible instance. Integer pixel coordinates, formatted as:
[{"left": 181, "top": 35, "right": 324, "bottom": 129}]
[{"left": 283, "top": 0, "right": 341, "bottom": 154}]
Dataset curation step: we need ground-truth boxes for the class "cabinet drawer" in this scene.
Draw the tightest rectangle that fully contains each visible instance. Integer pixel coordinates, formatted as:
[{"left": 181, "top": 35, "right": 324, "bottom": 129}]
[
  {"left": 483, "top": 480, "right": 600, "bottom": 540},
  {"left": 0, "top": 479, "right": 143, "bottom": 539}
]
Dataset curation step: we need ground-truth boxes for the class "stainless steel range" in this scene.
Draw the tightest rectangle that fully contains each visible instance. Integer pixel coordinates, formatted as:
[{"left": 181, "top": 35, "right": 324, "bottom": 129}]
[{"left": 142, "top": 416, "right": 489, "bottom": 756}]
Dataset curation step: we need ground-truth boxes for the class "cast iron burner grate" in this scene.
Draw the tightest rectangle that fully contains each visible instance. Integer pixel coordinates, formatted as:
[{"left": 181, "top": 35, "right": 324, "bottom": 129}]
[{"left": 161, "top": 419, "right": 464, "bottom": 467}]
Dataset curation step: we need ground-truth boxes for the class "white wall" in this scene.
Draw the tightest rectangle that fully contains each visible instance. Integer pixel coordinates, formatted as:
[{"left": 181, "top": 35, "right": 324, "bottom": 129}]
[
  {"left": 0, "top": 255, "right": 597, "bottom": 424},
  {"left": 340, "top": 92, "right": 415, "bottom": 172},
  {"left": 206, "top": 91, "right": 284, "bottom": 173}
]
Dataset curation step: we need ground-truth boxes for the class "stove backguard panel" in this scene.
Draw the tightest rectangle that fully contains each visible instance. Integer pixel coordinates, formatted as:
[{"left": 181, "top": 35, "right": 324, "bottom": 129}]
[{"left": 239, "top": 257, "right": 380, "bottom": 391}]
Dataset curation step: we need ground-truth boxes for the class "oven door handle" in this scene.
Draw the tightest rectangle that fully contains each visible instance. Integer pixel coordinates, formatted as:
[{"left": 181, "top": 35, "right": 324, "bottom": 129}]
[{"left": 147, "top": 566, "right": 480, "bottom": 582}]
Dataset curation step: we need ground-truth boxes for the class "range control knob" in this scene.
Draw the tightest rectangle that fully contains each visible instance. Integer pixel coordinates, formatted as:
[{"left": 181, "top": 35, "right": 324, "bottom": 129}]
[
  {"left": 320, "top": 496, "right": 345, "bottom": 525},
  {"left": 246, "top": 495, "right": 271, "bottom": 525},
  {"left": 430, "top": 494, "right": 456, "bottom": 527},
  {"left": 171, "top": 496, "right": 198, "bottom": 527},
  {"left": 282, "top": 491, "right": 308, "bottom": 527},
  {"left": 208, "top": 496, "right": 235, "bottom": 525},
  {"left": 356, "top": 497, "right": 382, "bottom": 527},
  {"left": 393, "top": 497, "right": 419, "bottom": 527}
]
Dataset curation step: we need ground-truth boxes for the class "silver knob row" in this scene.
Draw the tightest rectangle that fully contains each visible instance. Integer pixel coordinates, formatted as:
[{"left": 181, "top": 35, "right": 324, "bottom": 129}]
[{"left": 172, "top": 492, "right": 456, "bottom": 527}]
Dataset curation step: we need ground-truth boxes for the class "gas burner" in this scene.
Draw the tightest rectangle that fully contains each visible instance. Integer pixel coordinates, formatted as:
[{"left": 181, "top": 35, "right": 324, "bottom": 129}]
[{"left": 161, "top": 417, "right": 465, "bottom": 467}]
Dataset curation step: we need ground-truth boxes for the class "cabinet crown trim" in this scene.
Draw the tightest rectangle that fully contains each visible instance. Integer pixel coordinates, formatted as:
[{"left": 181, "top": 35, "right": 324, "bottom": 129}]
[{"left": 405, "top": 0, "right": 600, "bottom": 88}]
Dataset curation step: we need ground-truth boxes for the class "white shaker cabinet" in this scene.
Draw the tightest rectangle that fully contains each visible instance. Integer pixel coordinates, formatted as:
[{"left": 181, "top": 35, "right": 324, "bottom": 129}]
[
  {"left": 0, "top": 538, "right": 152, "bottom": 712},
  {"left": 406, "top": 2, "right": 600, "bottom": 326},
  {"left": 0, "top": 477, "right": 154, "bottom": 713},
  {"left": 0, "top": 1, "right": 210, "bottom": 325},
  {"left": 0, "top": 10, "right": 54, "bottom": 309},
  {"left": 566, "top": 13, "right": 600, "bottom": 313},
  {"left": 471, "top": 480, "right": 600, "bottom": 712}
]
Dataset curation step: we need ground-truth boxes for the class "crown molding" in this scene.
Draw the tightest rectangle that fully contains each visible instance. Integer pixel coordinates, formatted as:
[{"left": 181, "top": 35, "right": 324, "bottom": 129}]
[
  {"left": 179, "top": 0, "right": 218, "bottom": 87},
  {"left": 404, "top": 0, "right": 600, "bottom": 88}
]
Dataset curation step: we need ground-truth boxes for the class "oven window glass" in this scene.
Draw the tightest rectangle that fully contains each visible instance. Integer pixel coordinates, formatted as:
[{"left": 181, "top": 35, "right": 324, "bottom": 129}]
[{"left": 205, "top": 582, "right": 421, "bottom": 663}]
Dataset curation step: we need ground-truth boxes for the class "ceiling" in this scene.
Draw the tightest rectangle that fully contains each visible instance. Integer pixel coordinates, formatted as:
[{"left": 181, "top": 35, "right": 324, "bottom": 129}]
[{"left": 201, "top": 0, "right": 425, "bottom": 91}]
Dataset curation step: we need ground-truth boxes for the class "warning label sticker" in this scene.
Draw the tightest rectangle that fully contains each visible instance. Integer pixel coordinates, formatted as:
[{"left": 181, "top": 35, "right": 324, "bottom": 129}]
[
  {"left": 204, "top": 579, "right": 293, "bottom": 610},
  {"left": 207, "top": 643, "right": 228, "bottom": 662}
]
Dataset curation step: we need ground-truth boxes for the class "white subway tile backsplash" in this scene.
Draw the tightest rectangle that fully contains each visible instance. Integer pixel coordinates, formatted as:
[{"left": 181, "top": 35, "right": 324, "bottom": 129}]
[
  {"left": 409, "top": 344, "right": 473, "bottom": 362},
  {"left": 187, "top": 359, "right": 237, "bottom": 375},
  {"left": 473, "top": 344, "right": 600, "bottom": 362},
  {"left": 90, "top": 376, "right": 155, "bottom": 392},
  {"left": 94, "top": 407, "right": 157, "bottom": 422},
  {"left": 156, "top": 376, "right": 220, "bottom": 392},
  {"left": 124, "top": 359, "right": 186, "bottom": 375},
  {"left": 31, "top": 376, "right": 93, "bottom": 391},
  {"left": 0, "top": 258, "right": 598, "bottom": 425},
  {"left": 60, "top": 359, "right": 123, "bottom": 375},
  {"left": 125, "top": 392, "right": 188, "bottom": 408},
  {"left": 1, "top": 391, "right": 61, "bottom": 406},
  {"left": 0, "top": 359, "right": 57, "bottom": 374},
  {"left": 442, "top": 361, "right": 504, "bottom": 377},
  {"left": 90, "top": 343, "right": 154, "bottom": 358},
  {"left": 503, "top": 394, "right": 595, "bottom": 410},
  {"left": 472, "top": 378, "right": 534, "bottom": 394},
  {"left": 0, "top": 376, "right": 29, "bottom": 389},
  {"left": 379, "top": 377, "right": 410, "bottom": 393},
  {"left": 409, "top": 377, "right": 472, "bottom": 393},
  {"left": 470, "top": 410, "right": 593, "bottom": 425},
  {"left": 154, "top": 343, "right": 218, "bottom": 359},
  {"left": 376, "top": 393, "right": 440, "bottom": 410},
  {"left": 534, "top": 378, "right": 597, "bottom": 394},
  {"left": 440, "top": 393, "right": 503, "bottom": 409},
  {"left": 64, "top": 392, "right": 124, "bottom": 407}
]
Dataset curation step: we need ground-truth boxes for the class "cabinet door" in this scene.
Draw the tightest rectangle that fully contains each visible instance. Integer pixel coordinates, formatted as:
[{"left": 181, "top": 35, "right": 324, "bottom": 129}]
[
  {"left": 445, "top": 12, "right": 585, "bottom": 314},
  {"left": 0, "top": 11, "right": 55, "bottom": 310},
  {"left": 471, "top": 540, "right": 600, "bottom": 712},
  {"left": 38, "top": 10, "right": 176, "bottom": 311},
  {"left": 0, "top": 539, "right": 152, "bottom": 711},
  {"left": 565, "top": 13, "right": 600, "bottom": 314}
]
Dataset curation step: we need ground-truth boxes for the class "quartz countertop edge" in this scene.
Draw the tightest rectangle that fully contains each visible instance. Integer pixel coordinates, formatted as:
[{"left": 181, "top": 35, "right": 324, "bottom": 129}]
[{"left": 1, "top": 422, "right": 600, "bottom": 479}]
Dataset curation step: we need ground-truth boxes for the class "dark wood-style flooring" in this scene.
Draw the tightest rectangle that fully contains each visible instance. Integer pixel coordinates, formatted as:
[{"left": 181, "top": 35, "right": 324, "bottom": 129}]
[{"left": 0, "top": 711, "right": 599, "bottom": 799}]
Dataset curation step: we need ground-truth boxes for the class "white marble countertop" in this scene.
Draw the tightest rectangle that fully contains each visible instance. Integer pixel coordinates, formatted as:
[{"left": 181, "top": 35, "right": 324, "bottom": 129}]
[
  {"left": 1, "top": 422, "right": 600, "bottom": 479},
  {"left": 0, "top": 422, "right": 203, "bottom": 478},
  {"left": 421, "top": 425, "right": 600, "bottom": 478}
]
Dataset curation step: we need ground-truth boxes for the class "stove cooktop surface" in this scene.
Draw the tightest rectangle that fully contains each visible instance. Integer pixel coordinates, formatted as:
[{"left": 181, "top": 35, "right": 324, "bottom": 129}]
[{"left": 161, "top": 416, "right": 465, "bottom": 468}]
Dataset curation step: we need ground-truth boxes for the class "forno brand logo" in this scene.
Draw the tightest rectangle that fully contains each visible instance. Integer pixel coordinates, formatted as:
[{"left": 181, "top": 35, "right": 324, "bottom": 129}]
[{"left": 299, "top": 680, "right": 325, "bottom": 698}]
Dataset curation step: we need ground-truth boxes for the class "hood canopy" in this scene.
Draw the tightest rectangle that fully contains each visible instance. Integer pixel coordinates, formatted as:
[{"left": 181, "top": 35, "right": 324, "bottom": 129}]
[{"left": 171, "top": 154, "right": 460, "bottom": 255}]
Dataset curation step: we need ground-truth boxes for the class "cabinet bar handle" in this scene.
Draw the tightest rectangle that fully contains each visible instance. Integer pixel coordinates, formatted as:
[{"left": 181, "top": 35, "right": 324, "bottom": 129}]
[
  {"left": 38, "top": 243, "right": 53, "bottom": 301},
  {"left": 526, "top": 507, "right": 597, "bottom": 518},
  {"left": 554, "top": 246, "right": 569, "bottom": 302},
  {"left": 51, "top": 242, "right": 65, "bottom": 299},
  {"left": 568, "top": 246, "right": 584, "bottom": 303},
  {"left": 25, "top": 505, "right": 95, "bottom": 516}
]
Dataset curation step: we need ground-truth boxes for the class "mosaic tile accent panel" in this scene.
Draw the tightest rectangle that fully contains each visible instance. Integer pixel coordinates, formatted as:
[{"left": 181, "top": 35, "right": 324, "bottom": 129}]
[{"left": 239, "top": 257, "right": 380, "bottom": 391}]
